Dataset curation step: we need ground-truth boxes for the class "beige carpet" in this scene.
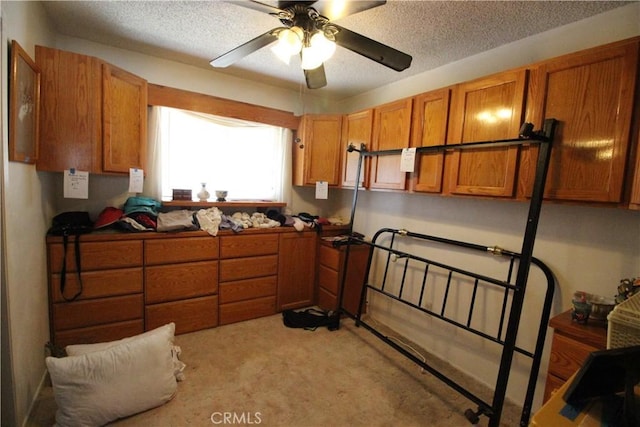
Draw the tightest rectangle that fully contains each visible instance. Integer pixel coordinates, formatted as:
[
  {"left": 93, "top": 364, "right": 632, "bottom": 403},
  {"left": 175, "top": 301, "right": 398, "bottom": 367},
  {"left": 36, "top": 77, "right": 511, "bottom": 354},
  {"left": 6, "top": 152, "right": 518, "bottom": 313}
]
[{"left": 28, "top": 314, "right": 522, "bottom": 426}]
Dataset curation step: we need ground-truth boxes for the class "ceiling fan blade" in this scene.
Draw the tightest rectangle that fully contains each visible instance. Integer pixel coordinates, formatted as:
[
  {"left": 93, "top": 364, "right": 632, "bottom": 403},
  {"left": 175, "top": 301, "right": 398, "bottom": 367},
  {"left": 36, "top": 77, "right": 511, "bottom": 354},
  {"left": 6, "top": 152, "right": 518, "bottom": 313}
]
[
  {"left": 278, "top": 1, "right": 316, "bottom": 11},
  {"left": 228, "top": 0, "right": 284, "bottom": 15},
  {"left": 333, "top": 25, "right": 412, "bottom": 72},
  {"left": 210, "top": 30, "right": 278, "bottom": 68},
  {"left": 309, "top": 0, "right": 386, "bottom": 21},
  {"left": 304, "top": 64, "right": 327, "bottom": 89}
]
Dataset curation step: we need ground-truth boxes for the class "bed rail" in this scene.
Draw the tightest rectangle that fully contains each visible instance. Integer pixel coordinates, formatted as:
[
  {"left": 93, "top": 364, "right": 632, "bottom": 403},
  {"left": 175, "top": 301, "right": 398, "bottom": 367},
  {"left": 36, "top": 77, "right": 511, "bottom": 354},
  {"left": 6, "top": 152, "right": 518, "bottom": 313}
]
[{"left": 337, "top": 119, "right": 557, "bottom": 427}]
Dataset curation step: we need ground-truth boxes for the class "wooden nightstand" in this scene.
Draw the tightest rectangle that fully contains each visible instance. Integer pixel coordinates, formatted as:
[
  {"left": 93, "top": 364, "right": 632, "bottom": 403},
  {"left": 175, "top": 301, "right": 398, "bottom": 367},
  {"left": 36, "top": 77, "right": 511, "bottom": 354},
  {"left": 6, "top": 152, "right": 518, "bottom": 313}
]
[
  {"left": 543, "top": 310, "right": 608, "bottom": 403},
  {"left": 317, "top": 241, "right": 370, "bottom": 315}
]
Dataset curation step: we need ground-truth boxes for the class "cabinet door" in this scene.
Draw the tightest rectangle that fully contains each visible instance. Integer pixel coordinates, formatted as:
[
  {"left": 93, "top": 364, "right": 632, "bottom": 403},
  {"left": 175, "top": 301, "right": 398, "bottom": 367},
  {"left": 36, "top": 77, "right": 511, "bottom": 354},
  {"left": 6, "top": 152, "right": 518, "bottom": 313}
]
[
  {"left": 370, "top": 98, "right": 413, "bottom": 190},
  {"left": 446, "top": 69, "right": 527, "bottom": 197},
  {"left": 630, "top": 127, "right": 640, "bottom": 209},
  {"left": 277, "top": 232, "right": 317, "bottom": 311},
  {"left": 36, "top": 46, "right": 101, "bottom": 172},
  {"left": 341, "top": 109, "right": 373, "bottom": 188},
  {"left": 410, "top": 88, "right": 451, "bottom": 193},
  {"left": 293, "top": 114, "right": 343, "bottom": 186},
  {"left": 102, "top": 63, "right": 148, "bottom": 173},
  {"left": 522, "top": 40, "right": 638, "bottom": 203}
]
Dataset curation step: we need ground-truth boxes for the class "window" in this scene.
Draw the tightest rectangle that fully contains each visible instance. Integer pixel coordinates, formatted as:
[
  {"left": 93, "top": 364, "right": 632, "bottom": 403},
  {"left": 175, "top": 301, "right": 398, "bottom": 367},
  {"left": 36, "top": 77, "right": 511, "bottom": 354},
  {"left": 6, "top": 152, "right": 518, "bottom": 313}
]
[{"left": 147, "top": 106, "right": 291, "bottom": 203}]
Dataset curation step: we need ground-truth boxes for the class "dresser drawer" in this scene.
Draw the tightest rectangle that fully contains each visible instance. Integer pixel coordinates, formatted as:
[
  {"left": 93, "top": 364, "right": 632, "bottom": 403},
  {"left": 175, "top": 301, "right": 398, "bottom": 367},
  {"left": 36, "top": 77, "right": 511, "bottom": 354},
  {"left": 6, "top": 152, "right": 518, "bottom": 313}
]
[
  {"left": 219, "top": 296, "right": 276, "bottom": 325},
  {"left": 145, "top": 295, "right": 218, "bottom": 334},
  {"left": 53, "top": 294, "right": 143, "bottom": 331},
  {"left": 543, "top": 372, "right": 566, "bottom": 403},
  {"left": 548, "top": 333, "right": 599, "bottom": 380},
  {"left": 220, "top": 234, "right": 279, "bottom": 259},
  {"left": 49, "top": 240, "right": 143, "bottom": 273},
  {"left": 318, "top": 264, "right": 339, "bottom": 294},
  {"left": 219, "top": 255, "right": 278, "bottom": 282},
  {"left": 145, "top": 237, "right": 219, "bottom": 265},
  {"left": 319, "top": 244, "right": 340, "bottom": 270},
  {"left": 50, "top": 267, "right": 143, "bottom": 302},
  {"left": 145, "top": 261, "right": 218, "bottom": 304},
  {"left": 54, "top": 319, "right": 144, "bottom": 347},
  {"left": 317, "top": 286, "right": 338, "bottom": 311},
  {"left": 219, "top": 276, "right": 277, "bottom": 304}
]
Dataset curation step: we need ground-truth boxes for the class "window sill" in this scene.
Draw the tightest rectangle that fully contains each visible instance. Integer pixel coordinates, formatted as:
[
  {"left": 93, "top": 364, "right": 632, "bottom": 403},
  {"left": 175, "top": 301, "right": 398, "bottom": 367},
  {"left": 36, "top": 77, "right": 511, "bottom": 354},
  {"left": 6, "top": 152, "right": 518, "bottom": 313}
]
[{"left": 162, "top": 200, "right": 286, "bottom": 209}]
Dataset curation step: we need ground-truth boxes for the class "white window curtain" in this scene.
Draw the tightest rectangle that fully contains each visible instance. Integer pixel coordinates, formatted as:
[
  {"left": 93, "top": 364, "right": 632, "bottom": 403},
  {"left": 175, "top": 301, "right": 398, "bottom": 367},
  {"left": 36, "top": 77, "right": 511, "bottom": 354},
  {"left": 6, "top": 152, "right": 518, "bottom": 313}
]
[
  {"left": 144, "top": 106, "right": 165, "bottom": 201},
  {"left": 145, "top": 106, "right": 292, "bottom": 205}
]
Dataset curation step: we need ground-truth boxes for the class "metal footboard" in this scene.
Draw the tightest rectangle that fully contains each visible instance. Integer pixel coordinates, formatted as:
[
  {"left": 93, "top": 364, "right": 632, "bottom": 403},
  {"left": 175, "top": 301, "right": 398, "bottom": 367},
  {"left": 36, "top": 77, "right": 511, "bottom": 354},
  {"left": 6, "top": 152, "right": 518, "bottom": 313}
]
[{"left": 340, "top": 229, "right": 554, "bottom": 426}]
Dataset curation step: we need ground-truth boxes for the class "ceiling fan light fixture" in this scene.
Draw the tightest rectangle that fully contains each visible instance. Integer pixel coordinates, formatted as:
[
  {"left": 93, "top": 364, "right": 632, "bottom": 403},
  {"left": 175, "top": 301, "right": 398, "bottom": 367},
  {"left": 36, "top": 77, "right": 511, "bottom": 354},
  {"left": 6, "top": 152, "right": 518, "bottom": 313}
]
[
  {"left": 300, "top": 45, "right": 323, "bottom": 70},
  {"left": 310, "top": 30, "right": 336, "bottom": 61},
  {"left": 270, "top": 26, "right": 304, "bottom": 64},
  {"left": 301, "top": 31, "right": 335, "bottom": 70}
]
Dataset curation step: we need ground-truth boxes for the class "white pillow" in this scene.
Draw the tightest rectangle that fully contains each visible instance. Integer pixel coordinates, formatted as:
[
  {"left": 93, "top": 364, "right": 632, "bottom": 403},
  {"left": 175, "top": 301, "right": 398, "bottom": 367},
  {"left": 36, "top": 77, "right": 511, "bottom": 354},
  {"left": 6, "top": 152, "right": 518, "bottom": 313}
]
[
  {"left": 65, "top": 323, "right": 185, "bottom": 380},
  {"left": 46, "top": 325, "right": 177, "bottom": 427},
  {"left": 65, "top": 323, "right": 175, "bottom": 356}
]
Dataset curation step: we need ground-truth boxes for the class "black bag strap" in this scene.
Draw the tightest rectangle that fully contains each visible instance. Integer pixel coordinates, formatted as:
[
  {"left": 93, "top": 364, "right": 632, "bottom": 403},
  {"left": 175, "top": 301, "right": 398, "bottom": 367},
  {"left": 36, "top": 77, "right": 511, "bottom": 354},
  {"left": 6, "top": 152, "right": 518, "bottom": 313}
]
[{"left": 60, "top": 233, "right": 83, "bottom": 302}]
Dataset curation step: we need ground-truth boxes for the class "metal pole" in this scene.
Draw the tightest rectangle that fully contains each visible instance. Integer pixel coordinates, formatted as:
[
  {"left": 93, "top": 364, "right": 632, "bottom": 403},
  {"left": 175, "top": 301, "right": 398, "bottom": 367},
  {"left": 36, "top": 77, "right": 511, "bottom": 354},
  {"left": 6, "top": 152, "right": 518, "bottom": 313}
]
[
  {"left": 347, "top": 143, "right": 365, "bottom": 234},
  {"left": 489, "top": 119, "right": 557, "bottom": 427}
]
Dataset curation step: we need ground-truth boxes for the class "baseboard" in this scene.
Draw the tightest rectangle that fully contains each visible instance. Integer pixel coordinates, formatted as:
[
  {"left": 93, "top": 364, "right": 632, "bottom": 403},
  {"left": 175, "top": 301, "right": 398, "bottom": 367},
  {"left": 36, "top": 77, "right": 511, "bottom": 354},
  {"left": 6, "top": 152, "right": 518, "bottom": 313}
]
[{"left": 22, "top": 369, "right": 49, "bottom": 427}]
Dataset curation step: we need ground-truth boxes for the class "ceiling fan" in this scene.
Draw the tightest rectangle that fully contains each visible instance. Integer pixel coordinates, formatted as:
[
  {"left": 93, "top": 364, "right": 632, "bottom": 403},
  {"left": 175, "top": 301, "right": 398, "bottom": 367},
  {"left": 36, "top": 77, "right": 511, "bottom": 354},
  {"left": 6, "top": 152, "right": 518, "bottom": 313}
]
[{"left": 209, "top": 0, "right": 412, "bottom": 89}]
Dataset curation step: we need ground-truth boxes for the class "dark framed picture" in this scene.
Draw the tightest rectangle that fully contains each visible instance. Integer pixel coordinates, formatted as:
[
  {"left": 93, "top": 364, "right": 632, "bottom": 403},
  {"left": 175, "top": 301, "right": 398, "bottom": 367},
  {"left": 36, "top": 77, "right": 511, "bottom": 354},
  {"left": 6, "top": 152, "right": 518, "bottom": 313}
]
[{"left": 9, "top": 40, "right": 40, "bottom": 164}]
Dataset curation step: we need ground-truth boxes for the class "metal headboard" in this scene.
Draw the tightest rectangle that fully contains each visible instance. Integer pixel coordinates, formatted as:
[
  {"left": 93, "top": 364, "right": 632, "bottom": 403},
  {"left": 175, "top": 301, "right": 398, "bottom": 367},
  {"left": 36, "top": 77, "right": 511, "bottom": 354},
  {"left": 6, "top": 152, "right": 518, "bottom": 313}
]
[{"left": 338, "top": 119, "right": 557, "bottom": 426}]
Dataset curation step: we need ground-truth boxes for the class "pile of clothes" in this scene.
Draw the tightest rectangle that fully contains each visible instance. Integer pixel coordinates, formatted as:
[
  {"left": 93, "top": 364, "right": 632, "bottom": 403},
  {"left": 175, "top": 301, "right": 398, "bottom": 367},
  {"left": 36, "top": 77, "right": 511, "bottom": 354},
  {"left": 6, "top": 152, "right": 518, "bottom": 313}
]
[
  {"left": 93, "top": 197, "right": 339, "bottom": 237},
  {"left": 93, "top": 197, "right": 162, "bottom": 232},
  {"left": 193, "top": 209, "right": 284, "bottom": 236}
]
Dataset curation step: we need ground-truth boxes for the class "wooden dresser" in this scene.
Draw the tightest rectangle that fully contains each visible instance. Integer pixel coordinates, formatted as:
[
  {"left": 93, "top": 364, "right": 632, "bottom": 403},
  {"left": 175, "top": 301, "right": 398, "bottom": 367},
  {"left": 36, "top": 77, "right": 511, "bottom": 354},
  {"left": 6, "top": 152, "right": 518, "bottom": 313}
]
[
  {"left": 543, "top": 310, "right": 608, "bottom": 403},
  {"left": 47, "top": 228, "right": 326, "bottom": 346}
]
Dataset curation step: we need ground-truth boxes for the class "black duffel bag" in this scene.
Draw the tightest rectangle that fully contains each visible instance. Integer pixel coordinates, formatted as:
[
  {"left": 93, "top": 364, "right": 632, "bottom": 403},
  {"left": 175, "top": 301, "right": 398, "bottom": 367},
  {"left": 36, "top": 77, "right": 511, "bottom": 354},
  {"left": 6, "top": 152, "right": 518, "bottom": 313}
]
[
  {"left": 49, "top": 211, "right": 93, "bottom": 236},
  {"left": 282, "top": 308, "right": 340, "bottom": 331},
  {"left": 48, "top": 211, "right": 93, "bottom": 301}
]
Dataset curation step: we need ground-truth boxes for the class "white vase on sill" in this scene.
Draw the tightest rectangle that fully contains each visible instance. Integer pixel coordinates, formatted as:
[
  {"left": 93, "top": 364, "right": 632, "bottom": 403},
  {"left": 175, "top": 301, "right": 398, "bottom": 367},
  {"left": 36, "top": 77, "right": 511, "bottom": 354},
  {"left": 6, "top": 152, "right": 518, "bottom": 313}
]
[{"left": 197, "top": 183, "right": 210, "bottom": 202}]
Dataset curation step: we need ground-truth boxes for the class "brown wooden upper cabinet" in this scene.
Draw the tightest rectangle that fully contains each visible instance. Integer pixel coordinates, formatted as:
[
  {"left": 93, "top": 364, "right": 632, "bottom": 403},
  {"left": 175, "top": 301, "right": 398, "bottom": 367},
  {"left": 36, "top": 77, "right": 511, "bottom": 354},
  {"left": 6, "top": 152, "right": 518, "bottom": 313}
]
[
  {"left": 102, "top": 63, "right": 148, "bottom": 174},
  {"left": 445, "top": 69, "right": 527, "bottom": 197},
  {"left": 293, "top": 114, "right": 343, "bottom": 186},
  {"left": 410, "top": 88, "right": 451, "bottom": 193},
  {"left": 630, "top": 123, "right": 640, "bottom": 210},
  {"left": 341, "top": 109, "right": 373, "bottom": 188},
  {"left": 36, "top": 46, "right": 147, "bottom": 174},
  {"left": 522, "top": 39, "right": 639, "bottom": 203},
  {"left": 370, "top": 98, "right": 413, "bottom": 190},
  {"left": 36, "top": 46, "right": 100, "bottom": 172}
]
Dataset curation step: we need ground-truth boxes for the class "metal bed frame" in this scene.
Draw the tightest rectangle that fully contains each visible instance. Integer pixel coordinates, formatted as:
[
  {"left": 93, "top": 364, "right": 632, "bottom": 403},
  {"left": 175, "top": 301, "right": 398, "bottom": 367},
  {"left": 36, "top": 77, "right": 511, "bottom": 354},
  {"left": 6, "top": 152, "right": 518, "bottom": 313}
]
[{"left": 337, "top": 119, "right": 558, "bottom": 427}]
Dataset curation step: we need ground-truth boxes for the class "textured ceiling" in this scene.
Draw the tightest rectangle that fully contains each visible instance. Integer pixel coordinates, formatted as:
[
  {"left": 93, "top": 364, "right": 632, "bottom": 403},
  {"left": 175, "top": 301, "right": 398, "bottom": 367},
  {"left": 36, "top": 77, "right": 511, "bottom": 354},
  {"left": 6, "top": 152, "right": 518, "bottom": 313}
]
[{"left": 41, "top": 0, "right": 630, "bottom": 100}]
